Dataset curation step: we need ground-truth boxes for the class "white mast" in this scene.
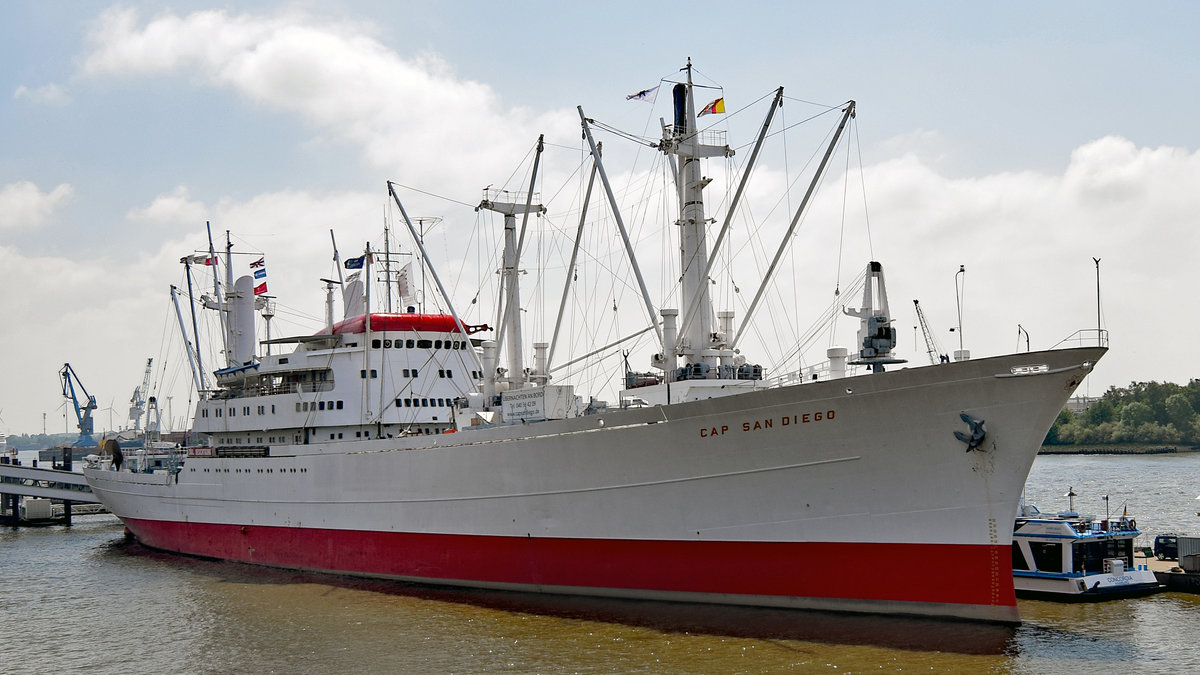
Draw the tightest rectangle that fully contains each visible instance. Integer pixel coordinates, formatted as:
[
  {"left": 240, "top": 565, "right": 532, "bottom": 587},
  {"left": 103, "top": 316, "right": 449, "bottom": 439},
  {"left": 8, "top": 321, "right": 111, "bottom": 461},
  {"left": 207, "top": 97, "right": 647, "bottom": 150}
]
[
  {"left": 477, "top": 136, "right": 546, "bottom": 391},
  {"left": 663, "top": 60, "right": 734, "bottom": 371},
  {"left": 478, "top": 196, "right": 545, "bottom": 390}
]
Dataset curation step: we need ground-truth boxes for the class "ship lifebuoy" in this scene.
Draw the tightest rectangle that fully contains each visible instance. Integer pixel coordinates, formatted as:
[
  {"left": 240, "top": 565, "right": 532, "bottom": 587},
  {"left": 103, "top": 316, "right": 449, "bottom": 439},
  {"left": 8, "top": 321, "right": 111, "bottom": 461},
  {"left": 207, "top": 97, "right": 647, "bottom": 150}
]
[{"left": 1129, "top": 518, "right": 1136, "bottom": 530}]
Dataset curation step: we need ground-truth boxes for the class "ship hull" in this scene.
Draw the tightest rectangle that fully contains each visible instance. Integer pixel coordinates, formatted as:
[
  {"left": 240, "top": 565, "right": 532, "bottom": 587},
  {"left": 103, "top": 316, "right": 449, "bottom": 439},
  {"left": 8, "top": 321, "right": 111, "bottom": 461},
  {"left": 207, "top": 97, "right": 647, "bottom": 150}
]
[
  {"left": 85, "top": 346, "right": 1105, "bottom": 623},
  {"left": 1014, "top": 570, "right": 1162, "bottom": 600}
]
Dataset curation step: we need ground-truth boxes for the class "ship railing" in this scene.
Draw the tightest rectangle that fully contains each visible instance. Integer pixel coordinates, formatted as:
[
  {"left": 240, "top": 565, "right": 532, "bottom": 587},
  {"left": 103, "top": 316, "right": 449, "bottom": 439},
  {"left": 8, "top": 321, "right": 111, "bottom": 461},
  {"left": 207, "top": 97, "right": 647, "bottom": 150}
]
[
  {"left": 762, "top": 368, "right": 813, "bottom": 389},
  {"left": 481, "top": 187, "right": 539, "bottom": 207},
  {"left": 251, "top": 381, "right": 335, "bottom": 397},
  {"left": 1051, "top": 328, "right": 1109, "bottom": 350},
  {"left": 760, "top": 361, "right": 870, "bottom": 389},
  {"left": 695, "top": 129, "right": 727, "bottom": 147}
]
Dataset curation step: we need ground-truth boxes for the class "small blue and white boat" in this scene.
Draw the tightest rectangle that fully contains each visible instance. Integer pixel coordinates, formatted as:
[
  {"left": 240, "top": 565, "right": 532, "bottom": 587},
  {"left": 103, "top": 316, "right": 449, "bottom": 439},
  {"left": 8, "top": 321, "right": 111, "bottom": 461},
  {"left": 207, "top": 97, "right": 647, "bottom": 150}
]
[{"left": 1012, "top": 491, "right": 1161, "bottom": 600}]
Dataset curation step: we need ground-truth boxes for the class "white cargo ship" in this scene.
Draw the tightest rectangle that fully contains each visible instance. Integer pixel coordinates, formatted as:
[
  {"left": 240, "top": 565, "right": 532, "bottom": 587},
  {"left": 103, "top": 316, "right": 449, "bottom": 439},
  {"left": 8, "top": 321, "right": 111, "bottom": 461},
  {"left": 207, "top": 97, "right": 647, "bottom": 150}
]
[{"left": 85, "top": 62, "right": 1105, "bottom": 623}]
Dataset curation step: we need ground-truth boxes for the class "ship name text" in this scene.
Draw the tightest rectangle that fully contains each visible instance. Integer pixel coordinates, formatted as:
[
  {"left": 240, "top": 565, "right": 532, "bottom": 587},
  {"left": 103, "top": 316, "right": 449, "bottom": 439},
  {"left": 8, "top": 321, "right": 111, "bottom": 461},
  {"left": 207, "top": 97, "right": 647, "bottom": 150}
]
[{"left": 700, "top": 409, "right": 836, "bottom": 438}]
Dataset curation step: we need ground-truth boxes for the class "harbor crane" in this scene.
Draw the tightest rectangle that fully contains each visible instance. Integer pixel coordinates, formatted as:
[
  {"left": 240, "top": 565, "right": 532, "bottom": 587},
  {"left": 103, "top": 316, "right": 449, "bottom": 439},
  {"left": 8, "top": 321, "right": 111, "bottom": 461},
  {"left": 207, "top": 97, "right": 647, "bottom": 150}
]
[
  {"left": 59, "top": 363, "right": 98, "bottom": 447},
  {"left": 128, "top": 358, "right": 153, "bottom": 432},
  {"left": 913, "top": 300, "right": 949, "bottom": 365}
]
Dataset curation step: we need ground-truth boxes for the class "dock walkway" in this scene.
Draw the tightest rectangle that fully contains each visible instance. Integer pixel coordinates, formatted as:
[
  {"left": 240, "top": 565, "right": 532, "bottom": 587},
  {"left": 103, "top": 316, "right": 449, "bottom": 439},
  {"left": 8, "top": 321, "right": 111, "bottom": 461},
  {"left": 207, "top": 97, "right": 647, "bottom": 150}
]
[{"left": 0, "top": 462, "right": 99, "bottom": 503}]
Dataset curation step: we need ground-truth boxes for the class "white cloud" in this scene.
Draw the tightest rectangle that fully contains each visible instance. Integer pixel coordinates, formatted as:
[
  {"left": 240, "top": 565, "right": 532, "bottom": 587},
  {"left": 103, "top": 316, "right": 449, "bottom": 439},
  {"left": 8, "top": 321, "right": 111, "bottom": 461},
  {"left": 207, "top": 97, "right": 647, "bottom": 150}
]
[
  {"left": 128, "top": 186, "right": 208, "bottom": 226},
  {"left": 840, "top": 135, "right": 1200, "bottom": 391},
  {"left": 80, "top": 8, "right": 573, "bottom": 191},
  {"left": 13, "top": 83, "right": 72, "bottom": 106},
  {"left": 875, "top": 129, "right": 956, "bottom": 168},
  {"left": 0, "top": 181, "right": 74, "bottom": 229}
]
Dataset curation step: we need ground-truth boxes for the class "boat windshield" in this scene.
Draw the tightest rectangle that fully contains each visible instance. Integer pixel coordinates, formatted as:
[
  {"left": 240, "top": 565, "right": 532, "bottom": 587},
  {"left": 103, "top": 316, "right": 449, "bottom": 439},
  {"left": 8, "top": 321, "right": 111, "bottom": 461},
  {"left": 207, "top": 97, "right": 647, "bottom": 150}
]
[{"left": 1073, "top": 538, "right": 1134, "bottom": 574}]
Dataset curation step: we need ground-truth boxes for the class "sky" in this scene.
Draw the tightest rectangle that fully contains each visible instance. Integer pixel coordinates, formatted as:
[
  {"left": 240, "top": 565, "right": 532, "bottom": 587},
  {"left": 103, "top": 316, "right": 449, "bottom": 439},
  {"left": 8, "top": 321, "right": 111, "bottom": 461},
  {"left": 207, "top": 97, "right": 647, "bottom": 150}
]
[{"left": 2, "top": 1, "right": 1199, "bottom": 436}]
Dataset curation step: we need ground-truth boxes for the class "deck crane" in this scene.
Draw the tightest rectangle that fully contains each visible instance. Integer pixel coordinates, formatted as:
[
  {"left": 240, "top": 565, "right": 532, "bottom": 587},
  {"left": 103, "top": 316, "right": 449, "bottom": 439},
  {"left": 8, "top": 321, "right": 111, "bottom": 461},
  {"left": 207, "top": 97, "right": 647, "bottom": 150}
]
[
  {"left": 128, "top": 358, "right": 153, "bottom": 432},
  {"left": 59, "top": 363, "right": 98, "bottom": 447},
  {"left": 913, "top": 300, "right": 949, "bottom": 365}
]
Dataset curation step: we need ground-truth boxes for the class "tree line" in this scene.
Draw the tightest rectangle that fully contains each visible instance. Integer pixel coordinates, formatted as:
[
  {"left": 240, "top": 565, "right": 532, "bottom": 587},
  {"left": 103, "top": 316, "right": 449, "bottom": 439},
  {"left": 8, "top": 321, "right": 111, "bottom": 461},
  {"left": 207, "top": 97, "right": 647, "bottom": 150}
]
[
  {"left": 3, "top": 433, "right": 78, "bottom": 451},
  {"left": 1046, "top": 380, "right": 1200, "bottom": 446}
]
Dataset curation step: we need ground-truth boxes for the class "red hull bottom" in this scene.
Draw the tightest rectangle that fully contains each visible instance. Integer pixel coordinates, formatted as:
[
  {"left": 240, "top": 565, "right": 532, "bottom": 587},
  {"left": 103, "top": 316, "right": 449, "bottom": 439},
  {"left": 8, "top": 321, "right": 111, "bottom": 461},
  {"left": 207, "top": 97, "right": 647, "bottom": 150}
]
[{"left": 124, "top": 518, "right": 1018, "bottom": 622}]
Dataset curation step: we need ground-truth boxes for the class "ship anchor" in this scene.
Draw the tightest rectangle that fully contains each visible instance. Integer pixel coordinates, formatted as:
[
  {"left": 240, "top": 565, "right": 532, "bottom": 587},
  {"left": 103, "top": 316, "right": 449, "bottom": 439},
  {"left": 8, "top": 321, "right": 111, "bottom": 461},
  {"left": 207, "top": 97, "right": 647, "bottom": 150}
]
[{"left": 954, "top": 413, "right": 987, "bottom": 452}]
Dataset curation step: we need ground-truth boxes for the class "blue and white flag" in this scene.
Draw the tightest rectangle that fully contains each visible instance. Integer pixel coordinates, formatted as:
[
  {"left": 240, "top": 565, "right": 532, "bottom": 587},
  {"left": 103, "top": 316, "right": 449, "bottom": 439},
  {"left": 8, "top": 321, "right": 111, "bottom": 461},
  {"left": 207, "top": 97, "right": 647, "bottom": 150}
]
[
  {"left": 344, "top": 255, "right": 366, "bottom": 269},
  {"left": 626, "top": 85, "right": 659, "bottom": 103}
]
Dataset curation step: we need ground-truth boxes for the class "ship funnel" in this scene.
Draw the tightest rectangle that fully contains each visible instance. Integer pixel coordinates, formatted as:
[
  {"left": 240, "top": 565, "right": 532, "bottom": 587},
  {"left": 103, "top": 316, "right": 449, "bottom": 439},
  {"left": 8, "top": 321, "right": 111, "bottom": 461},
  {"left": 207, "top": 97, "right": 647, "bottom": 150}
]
[{"left": 673, "top": 83, "right": 688, "bottom": 131}]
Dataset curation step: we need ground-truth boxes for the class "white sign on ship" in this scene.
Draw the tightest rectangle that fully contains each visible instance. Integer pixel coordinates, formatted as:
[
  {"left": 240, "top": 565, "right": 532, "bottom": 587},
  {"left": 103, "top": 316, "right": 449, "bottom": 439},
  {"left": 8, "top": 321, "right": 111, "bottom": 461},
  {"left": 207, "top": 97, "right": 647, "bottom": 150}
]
[{"left": 501, "top": 385, "right": 577, "bottom": 421}]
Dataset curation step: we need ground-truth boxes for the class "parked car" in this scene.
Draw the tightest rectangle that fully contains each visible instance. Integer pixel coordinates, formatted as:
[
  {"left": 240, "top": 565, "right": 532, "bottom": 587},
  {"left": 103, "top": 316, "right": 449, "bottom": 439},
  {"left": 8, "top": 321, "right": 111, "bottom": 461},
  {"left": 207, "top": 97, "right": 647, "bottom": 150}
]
[{"left": 1154, "top": 534, "right": 1179, "bottom": 560}]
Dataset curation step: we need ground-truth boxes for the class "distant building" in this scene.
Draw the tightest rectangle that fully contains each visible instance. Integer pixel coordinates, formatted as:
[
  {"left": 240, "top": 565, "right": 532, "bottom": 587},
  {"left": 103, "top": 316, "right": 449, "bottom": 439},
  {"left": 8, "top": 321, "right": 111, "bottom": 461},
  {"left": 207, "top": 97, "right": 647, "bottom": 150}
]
[{"left": 1065, "top": 395, "right": 1100, "bottom": 414}]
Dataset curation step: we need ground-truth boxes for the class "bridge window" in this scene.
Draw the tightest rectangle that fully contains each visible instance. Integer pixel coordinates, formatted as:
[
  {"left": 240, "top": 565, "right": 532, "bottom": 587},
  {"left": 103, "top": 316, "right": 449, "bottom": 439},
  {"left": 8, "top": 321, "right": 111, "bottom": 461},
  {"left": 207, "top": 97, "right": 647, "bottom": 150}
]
[
  {"left": 1029, "top": 542, "right": 1063, "bottom": 573},
  {"left": 383, "top": 339, "right": 392, "bottom": 348},
  {"left": 336, "top": 400, "right": 343, "bottom": 409},
  {"left": 406, "top": 339, "right": 415, "bottom": 348},
  {"left": 417, "top": 339, "right": 433, "bottom": 349},
  {"left": 372, "top": 339, "right": 382, "bottom": 348}
]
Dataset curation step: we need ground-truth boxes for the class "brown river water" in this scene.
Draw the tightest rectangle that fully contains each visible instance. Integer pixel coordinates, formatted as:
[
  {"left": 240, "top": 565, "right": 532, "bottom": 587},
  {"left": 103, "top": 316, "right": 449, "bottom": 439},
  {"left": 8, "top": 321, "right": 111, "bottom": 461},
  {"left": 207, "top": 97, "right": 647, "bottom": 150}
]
[{"left": 3, "top": 453, "right": 1199, "bottom": 673}]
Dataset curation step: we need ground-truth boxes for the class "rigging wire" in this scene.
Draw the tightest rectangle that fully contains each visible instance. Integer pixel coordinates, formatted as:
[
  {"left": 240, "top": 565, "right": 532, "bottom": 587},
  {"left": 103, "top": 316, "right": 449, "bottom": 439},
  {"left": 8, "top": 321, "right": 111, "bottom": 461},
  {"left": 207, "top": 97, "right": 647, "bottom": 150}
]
[
  {"left": 386, "top": 182, "right": 478, "bottom": 209},
  {"left": 853, "top": 120, "right": 875, "bottom": 259}
]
